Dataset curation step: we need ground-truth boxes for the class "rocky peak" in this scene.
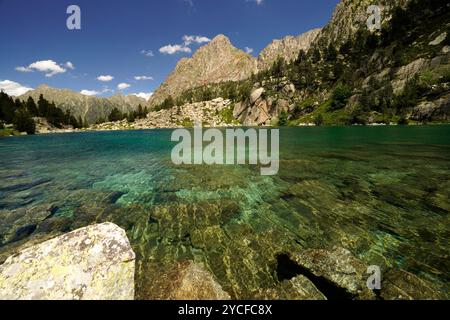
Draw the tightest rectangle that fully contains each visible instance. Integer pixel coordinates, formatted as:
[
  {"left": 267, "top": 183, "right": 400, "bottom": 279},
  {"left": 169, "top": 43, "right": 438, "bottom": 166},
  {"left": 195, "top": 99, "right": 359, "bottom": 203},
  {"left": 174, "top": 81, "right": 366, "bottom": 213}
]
[
  {"left": 257, "top": 28, "right": 322, "bottom": 70},
  {"left": 148, "top": 34, "right": 257, "bottom": 107},
  {"left": 210, "top": 34, "right": 232, "bottom": 45}
]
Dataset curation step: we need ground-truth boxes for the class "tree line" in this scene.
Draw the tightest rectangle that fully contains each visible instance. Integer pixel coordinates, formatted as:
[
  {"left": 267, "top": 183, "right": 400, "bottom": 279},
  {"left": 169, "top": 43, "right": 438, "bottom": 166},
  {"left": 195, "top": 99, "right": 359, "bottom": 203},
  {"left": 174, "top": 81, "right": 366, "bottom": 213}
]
[
  {"left": 0, "top": 92, "right": 86, "bottom": 135},
  {"left": 107, "top": 104, "right": 149, "bottom": 123}
]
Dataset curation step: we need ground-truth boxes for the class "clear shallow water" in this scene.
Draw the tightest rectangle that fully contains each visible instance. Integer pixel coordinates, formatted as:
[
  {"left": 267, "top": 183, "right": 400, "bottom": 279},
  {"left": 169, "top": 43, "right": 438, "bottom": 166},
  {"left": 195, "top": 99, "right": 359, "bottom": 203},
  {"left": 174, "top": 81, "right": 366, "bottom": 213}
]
[{"left": 0, "top": 126, "right": 449, "bottom": 299}]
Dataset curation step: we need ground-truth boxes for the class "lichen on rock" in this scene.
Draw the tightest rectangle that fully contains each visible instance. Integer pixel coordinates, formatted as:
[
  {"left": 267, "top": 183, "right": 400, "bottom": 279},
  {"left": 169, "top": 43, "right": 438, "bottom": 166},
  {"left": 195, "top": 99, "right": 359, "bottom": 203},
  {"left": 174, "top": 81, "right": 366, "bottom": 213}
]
[{"left": 0, "top": 222, "right": 135, "bottom": 300}]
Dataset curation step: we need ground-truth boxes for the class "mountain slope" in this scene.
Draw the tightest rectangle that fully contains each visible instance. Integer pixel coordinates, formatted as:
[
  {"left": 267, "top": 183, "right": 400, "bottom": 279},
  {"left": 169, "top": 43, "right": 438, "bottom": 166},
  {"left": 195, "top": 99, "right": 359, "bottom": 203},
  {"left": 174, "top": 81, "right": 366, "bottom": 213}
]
[
  {"left": 146, "top": 0, "right": 449, "bottom": 127},
  {"left": 313, "top": 0, "right": 411, "bottom": 48},
  {"left": 257, "top": 29, "right": 322, "bottom": 71},
  {"left": 148, "top": 35, "right": 257, "bottom": 107},
  {"left": 18, "top": 85, "right": 146, "bottom": 124}
]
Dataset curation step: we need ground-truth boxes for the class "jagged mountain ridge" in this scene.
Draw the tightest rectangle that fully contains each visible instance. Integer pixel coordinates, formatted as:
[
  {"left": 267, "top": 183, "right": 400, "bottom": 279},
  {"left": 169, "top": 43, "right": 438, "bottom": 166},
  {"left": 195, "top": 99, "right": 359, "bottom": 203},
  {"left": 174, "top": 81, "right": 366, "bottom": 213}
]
[
  {"left": 148, "top": 30, "right": 322, "bottom": 108},
  {"left": 148, "top": 35, "right": 258, "bottom": 107},
  {"left": 257, "top": 28, "right": 322, "bottom": 71},
  {"left": 148, "top": 0, "right": 416, "bottom": 110},
  {"left": 18, "top": 85, "right": 146, "bottom": 124},
  {"left": 146, "top": 0, "right": 449, "bottom": 126}
]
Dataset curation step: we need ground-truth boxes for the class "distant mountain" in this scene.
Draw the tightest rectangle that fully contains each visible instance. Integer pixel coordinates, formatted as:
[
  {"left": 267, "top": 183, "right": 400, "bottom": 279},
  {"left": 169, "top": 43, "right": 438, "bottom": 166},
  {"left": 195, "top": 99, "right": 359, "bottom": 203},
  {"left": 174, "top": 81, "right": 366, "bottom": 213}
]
[
  {"left": 257, "top": 29, "right": 322, "bottom": 71},
  {"left": 148, "top": 35, "right": 258, "bottom": 107},
  {"left": 18, "top": 85, "right": 146, "bottom": 124}
]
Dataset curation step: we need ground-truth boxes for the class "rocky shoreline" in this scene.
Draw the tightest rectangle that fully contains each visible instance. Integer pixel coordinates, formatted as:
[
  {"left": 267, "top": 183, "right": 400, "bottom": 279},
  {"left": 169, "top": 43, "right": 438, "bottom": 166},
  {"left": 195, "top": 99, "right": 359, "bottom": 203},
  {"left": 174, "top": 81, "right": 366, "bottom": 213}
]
[{"left": 0, "top": 223, "right": 445, "bottom": 300}]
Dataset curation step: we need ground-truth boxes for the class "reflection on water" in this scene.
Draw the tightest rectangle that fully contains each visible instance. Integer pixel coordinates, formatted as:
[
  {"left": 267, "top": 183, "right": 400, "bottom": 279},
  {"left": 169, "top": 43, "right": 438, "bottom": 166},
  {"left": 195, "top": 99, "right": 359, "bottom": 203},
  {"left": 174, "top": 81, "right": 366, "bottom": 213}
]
[{"left": 0, "top": 126, "right": 449, "bottom": 299}]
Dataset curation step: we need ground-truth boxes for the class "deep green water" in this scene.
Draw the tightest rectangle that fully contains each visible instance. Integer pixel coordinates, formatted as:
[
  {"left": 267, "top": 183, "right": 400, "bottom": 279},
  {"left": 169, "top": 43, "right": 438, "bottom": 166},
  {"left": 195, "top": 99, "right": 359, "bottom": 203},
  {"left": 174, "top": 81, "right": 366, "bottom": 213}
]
[{"left": 0, "top": 126, "right": 449, "bottom": 298}]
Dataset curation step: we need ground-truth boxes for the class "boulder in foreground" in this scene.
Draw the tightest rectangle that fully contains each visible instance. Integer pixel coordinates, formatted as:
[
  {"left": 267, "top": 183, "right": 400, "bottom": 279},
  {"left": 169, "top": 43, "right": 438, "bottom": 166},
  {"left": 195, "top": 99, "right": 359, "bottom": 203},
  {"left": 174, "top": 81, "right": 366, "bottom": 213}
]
[{"left": 0, "top": 222, "right": 135, "bottom": 300}]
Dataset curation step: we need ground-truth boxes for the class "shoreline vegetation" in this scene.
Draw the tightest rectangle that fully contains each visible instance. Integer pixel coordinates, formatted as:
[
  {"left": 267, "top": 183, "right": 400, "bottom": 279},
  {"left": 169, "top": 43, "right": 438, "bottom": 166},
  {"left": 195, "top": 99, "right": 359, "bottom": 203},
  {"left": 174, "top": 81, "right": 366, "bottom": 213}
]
[{"left": 2, "top": 119, "right": 450, "bottom": 138}]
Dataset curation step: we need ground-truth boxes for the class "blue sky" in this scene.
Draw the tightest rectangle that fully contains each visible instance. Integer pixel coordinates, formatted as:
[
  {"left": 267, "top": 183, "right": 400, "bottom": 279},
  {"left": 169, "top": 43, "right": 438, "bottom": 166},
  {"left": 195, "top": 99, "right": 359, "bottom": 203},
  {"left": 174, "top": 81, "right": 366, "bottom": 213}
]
[{"left": 0, "top": 0, "right": 339, "bottom": 100}]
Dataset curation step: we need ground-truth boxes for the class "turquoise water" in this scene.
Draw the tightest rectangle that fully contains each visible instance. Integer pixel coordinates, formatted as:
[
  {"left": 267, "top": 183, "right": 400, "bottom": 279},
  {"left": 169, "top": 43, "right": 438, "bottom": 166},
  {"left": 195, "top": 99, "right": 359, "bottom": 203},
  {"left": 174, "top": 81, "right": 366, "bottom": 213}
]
[{"left": 0, "top": 126, "right": 449, "bottom": 299}]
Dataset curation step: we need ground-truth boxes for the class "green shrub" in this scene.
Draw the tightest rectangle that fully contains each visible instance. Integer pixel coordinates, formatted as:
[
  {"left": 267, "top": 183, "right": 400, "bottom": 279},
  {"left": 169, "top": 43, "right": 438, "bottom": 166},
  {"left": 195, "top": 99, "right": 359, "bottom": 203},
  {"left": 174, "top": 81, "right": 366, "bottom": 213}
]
[
  {"left": 397, "top": 116, "right": 409, "bottom": 125},
  {"left": 330, "top": 84, "right": 352, "bottom": 111},
  {"left": 278, "top": 110, "right": 288, "bottom": 126},
  {"left": 314, "top": 114, "right": 324, "bottom": 126},
  {"left": 219, "top": 107, "right": 236, "bottom": 124}
]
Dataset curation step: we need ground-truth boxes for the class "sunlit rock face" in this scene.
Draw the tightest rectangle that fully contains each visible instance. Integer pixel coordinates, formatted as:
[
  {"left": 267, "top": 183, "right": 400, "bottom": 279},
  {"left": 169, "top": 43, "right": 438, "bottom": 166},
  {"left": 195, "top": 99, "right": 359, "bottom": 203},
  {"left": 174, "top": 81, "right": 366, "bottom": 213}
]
[
  {"left": 0, "top": 223, "right": 135, "bottom": 300},
  {"left": 257, "top": 29, "right": 322, "bottom": 71},
  {"left": 149, "top": 35, "right": 258, "bottom": 108}
]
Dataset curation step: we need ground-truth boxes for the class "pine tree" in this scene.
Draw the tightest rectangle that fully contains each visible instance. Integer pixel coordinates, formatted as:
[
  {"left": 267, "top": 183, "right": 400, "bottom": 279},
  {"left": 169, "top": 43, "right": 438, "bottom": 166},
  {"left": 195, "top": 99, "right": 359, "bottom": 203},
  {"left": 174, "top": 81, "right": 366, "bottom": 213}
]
[
  {"left": 108, "top": 108, "right": 124, "bottom": 122},
  {"left": 13, "top": 108, "right": 36, "bottom": 134},
  {"left": 38, "top": 94, "right": 49, "bottom": 117},
  {"left": 26, "top": 97, "right": 38, "bottom": 116}
]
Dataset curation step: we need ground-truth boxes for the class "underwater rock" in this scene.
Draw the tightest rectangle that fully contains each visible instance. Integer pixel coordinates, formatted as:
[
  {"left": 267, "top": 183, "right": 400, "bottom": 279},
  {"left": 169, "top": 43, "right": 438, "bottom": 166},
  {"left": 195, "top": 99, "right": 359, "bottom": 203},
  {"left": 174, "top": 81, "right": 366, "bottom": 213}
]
[
  {"left": 0, "top": 204, "right": 59, "bottom": 245},
  {"left": 0, "top": 222, "right": 135, "bottom": 300},
  {"left": 380, "top": 269, "right": 445, "bottom": 300},
  {"left": 291, "top": 246, "right": 376, "bottom": 300},
  {"left": 150, "top": 260, "right": 231, "bottom": 300},
  {"left": 255, "top": 275, "right": 327, "bottom": 300}
]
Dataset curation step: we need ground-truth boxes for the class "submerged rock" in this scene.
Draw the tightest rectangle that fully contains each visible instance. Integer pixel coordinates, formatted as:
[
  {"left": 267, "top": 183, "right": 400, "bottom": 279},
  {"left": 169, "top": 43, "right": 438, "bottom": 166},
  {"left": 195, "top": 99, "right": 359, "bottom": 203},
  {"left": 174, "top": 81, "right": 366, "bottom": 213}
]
[
  {"left": 255, "top": 275, "right": 327, "bottom": 300},
  {"left": 380, "top": 269, "right": 445, "bottom": 300},
  {"left": 150, "top": 260, "right": 231, "bottom": 300},
  {"left": 291, "top": 246, "right": 376, "bottom": 300},
  {"left": 0, "top": 222, "right": 135, "bottom": 300}
]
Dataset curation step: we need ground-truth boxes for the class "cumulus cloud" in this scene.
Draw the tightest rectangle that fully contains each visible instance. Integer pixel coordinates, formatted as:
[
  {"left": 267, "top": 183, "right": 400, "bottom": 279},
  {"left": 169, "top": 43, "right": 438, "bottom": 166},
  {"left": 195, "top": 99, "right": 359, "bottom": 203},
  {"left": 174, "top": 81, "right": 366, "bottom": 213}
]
[
  {"left": 132, "top": 92, "right": 153, "bottom": 101},
  {"left": 97, "top": 75, "right": 114, "bottom": 82},
  {"left": 141, "top": 50, "right": 154, "bottom": 57},
  {"left": 0, "top": 80, "right": 33, "bottom": 97},
  {"left": 247, "top": 0, "right": 263, "bottom": 4},
  {"left": 244, "top": 47, "right": 254, "bottom": 54},
  {"left": 117, "top": 83, "right": 131, "bottom": 90},
  {"left": 15, "top": 60, "right": 67, "bottom": 77},
  {"left": 159, "top": 34, "right": 210, "bottom": 55},
  {"left": 80, "top": 89, "right": 100, "bottom": 96},
  {"left": 182, "top": 35, "right": 211, "bottom": 46},
  {"left": 159, "top": 44, "right": 192, "bottom": 55},
  {"left": 134, "top": 76, "right": 153, "bottom": 81},
  {"left": 80, "top": 86, "right": 113, "bottom": 96}
]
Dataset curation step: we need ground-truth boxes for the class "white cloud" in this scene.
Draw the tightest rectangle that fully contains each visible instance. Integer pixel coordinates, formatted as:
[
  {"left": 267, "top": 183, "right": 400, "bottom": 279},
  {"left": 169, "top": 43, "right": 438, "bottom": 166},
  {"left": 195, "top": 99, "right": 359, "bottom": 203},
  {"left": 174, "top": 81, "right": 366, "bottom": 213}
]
[
  {"left": 183, "top": 35, "right": 211, "bottom": 46},
  {"left": 15, "top": 60, "right": 66, "bottom": 77},
  {"left": 132, "top": 92, "right": 153, "bottom": 101},
  {"left": 0, "top": 80, "right": 33, "bottom": 97},
  {"left": 117, "top": 83, "right": 131, "bottom": 90},
  {"left": 15, "top": 66, "right": 33, "bottom": 73},
  {"left": 80, "top": 86, "right": 113, "bottom": 96},
  {"left": 80, "top": 89, "right": 100, "bottom": 96},
  {"left": 141, "top": 50, "right": 154, "bottom": 57},
  {"left": 65, "top": 61, "right": 75, "bottom": 70},
  {"left": 159, "top": 34, "right": 210, "bottom": 55},
  {"left": 97, "top": 75, "right": 114, "bottom": 82},
  {"left": 159, "top": 44, "right": 192, "bottom": 55},
  {"left": 244, "top": 47, "right": 254, "bottom": 54},
  {"left": 247, "top": 0, "right": 263, "bottom": 4},
  {"left": 134, "top": 76, "right": 154, "bottom": 81}
]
